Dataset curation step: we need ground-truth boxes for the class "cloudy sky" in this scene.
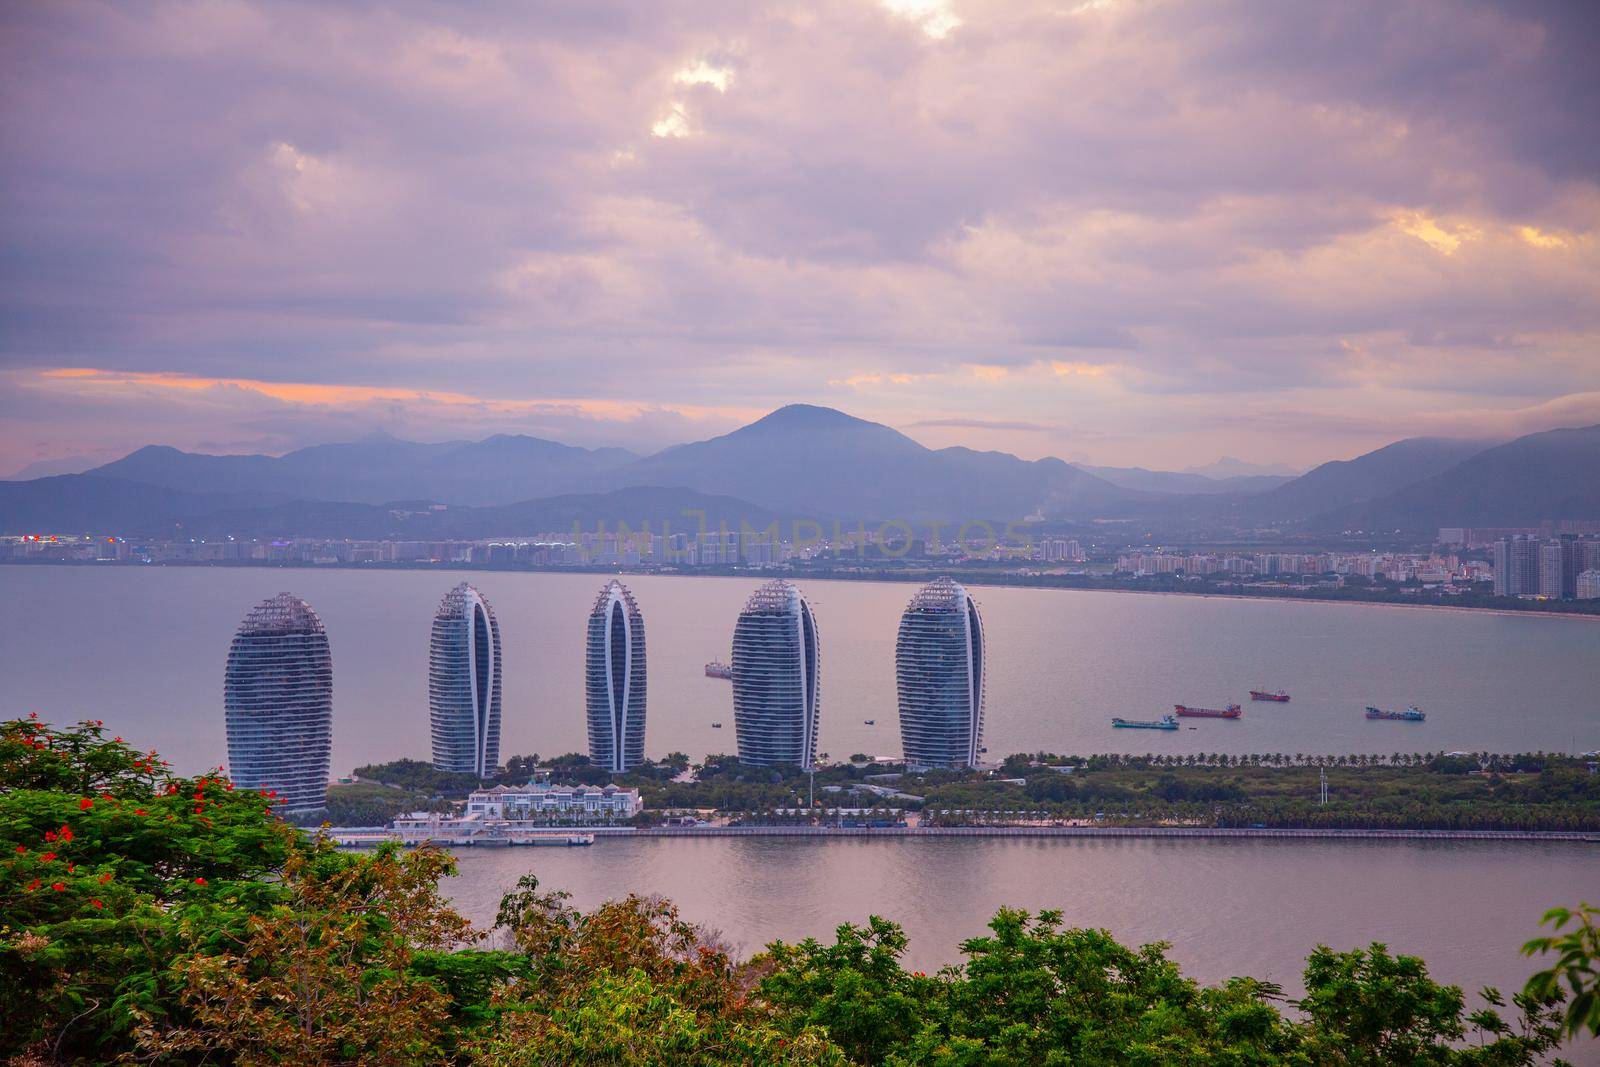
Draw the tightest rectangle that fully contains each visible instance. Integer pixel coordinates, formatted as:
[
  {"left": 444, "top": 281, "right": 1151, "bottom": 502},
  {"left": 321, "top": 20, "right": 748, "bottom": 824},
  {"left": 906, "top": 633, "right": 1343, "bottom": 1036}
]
[{"left": 2, "top": 0, "right": 1598, "bottom": 475}]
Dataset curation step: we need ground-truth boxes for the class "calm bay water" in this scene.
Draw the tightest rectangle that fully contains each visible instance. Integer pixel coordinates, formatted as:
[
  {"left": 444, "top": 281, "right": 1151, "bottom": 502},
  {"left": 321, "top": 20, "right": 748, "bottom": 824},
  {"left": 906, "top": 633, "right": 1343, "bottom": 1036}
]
[
  {"left": 2, "top": 566, "right": 1595, "bottom": 772},
  {"left": 4, "top": 566, "right": 1598, "bottom": 1058},
  {"left": 442, "top": 835, "right": 1596, "bottom": 1010}
]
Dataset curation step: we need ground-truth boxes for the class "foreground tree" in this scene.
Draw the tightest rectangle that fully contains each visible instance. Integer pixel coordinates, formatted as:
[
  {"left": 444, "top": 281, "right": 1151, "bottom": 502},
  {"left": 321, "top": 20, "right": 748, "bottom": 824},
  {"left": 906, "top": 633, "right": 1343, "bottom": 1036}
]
[
  {"left": 469, "top": 874, "right": 846, "bottom": 1064},
  {"left": 1523, "top": 902, "right": 1600, "bottom": 1042}
]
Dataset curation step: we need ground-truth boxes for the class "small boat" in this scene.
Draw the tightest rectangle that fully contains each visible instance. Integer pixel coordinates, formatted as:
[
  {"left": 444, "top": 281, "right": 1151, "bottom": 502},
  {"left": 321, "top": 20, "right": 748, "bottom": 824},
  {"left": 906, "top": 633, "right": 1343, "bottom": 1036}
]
[
  {"left": 1250, "top": 689, "right": 1290, "bottom": 702},
  {"left": 705, "top": 661, "right": 733, "bottom": 679},
  {"left": 1111, "top": 715, "right": 1179, "bottom": 731},
  {"left": 1365, "top": 705, "right": 1425, "bottom": 722},
  {"left": 863, "top": 719, "right": 876, "bottom": 725},
  {"left": 710, "top": 722, "right": 723, "bottom": 728},
  {"left": 1175, "top": 703, "right": 1242, "bottom": 719}
]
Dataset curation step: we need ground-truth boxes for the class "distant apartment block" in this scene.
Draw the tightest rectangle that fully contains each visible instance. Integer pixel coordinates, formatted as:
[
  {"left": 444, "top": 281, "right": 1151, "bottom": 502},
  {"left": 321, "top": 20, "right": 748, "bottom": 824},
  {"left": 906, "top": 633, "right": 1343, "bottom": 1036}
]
[
  {"left": 223, "top": 593, "right": 334, "bottom": 814},
  {"left": 1576, "top": 570, "right": 1600, "bottom": 600},
  {"left": 429, "top": 583, "right": 503, "bottom": 777},
  {"left": 1493, "top": 536, "right": 1543, "bottom": 597},
  {"left": 1491, "top": 534, "right": 1600, "bottom": 599},
  {"left": 464, "top": 782, "right": 642, "bottom": 822},
  {"left": 586, "top": 579, "right": 647, "bottom": 773},
  {"left": 731, "top": 579, "right": 821, "bottom": 770},
  {"left": 897, "top": 578, "right": 986, "bottom": 770}
]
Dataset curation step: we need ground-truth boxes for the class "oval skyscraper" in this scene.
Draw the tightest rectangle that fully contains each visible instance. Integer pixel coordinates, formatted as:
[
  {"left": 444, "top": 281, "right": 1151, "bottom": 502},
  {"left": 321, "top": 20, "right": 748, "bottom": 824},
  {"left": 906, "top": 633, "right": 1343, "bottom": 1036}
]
[
  {"left": 731, "top": 579, "right": 820, "bottom": 770},
  {"left": 429, "top": 582, "right": 503, "bottom": 777},
  {"left": 224, "top": 592, "right": 334, "bottom": 814},
  {"left": 896, "top": 577, "right": 986, "bottom": 769},
  {"left": 586, "top": 579, "right": 647, "bottom": 773}
]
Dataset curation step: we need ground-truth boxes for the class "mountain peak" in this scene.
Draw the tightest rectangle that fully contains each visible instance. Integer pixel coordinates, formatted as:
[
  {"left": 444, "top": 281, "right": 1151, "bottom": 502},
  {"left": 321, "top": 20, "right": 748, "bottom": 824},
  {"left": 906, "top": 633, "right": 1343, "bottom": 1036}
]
[{"left": 745, "top": 404, "right": 881, "bottom": 432}]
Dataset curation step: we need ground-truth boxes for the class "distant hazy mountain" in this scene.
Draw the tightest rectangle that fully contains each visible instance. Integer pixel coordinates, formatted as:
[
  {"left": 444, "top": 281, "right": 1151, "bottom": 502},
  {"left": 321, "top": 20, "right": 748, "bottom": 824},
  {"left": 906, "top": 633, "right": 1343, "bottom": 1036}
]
[
  {"left": 1324, "top": 424, "right": 1600, "bottom": 530},
  {"left": 1240, "top": 436, "right": 1492, "bottom": 523},
  {"left": 6, "top": 454, "right": 102, "bottom": 480},
  {"left": 87, "top": 433, "right": 636, "bottom": 506},
  {"left": 598, "top": 405, "right": 1137, "bottom": 520},
  {"left": 158, "top": 487, "right": 780, "bottom": 541},
  {"left": 1180, "top": 456, "right": 1299, "bottom": 478},
  {"left": 14, "top": 409, "right": 1594, "bottom": 539},
  {"left": 0, "top": 474, "right": 779, "bottom": 539},
  {"left": 1080, "top": 465, "right": 1293, "bottom": 496},
  {"left": 0, "top": 475, "right": 281, "bottom": 535}
]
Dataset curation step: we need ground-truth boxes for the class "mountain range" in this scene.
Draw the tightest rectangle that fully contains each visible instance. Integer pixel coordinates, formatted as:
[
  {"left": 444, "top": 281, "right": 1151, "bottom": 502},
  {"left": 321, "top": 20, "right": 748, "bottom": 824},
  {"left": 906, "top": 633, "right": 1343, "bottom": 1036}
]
[{"left": 2, "top": 406, "right": 1595, "bottom": 538}]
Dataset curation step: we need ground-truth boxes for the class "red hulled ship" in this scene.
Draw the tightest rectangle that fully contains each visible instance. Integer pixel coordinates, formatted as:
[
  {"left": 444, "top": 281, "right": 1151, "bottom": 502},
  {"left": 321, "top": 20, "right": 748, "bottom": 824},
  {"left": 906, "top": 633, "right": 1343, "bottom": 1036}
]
[
  {"left": 1174, "top": 703, "right": 1242, "bottom": 719},
  {"left": 1249, "top": 689, "right": 1290, "bottom": 702}
]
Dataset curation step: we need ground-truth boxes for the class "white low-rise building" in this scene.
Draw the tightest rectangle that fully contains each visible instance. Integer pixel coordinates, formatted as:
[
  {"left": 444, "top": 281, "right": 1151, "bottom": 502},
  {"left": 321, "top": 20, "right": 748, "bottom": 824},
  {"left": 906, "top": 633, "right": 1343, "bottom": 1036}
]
[{"left": 466, "top": 782, "right": 642, "bottom": 821}]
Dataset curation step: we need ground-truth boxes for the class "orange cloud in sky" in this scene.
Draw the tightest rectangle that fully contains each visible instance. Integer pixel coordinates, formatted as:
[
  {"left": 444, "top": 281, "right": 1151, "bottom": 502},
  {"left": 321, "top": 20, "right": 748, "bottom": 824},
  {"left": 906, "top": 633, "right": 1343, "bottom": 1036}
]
[{"left": 37, "top": 368, "right": 757, "bottom": 424}]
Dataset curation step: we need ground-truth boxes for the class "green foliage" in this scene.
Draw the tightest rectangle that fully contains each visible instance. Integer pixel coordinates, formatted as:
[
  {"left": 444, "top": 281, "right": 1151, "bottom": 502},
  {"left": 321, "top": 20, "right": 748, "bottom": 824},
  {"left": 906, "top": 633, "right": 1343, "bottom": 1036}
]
[
  {"left": 759, "top": 916, "right": 935, "bottom": 1063},
  {"left": 352, "top": 756, "right": 484, "bottom": 795},
  {"left": 1, "top": 715, "right": 296, "bottom": 1057},
  {"left": 1523, "top": 902, "right": 1600, "bottom": 1040},
  {"left": 313, "top": 780, "right": 449, "bottom": 827}
]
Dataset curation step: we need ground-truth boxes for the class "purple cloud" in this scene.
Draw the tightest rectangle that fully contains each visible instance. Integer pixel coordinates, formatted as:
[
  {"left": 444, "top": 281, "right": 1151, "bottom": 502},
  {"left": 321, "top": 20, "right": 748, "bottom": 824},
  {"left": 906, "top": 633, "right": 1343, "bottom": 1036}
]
[{"left": 1, "top": 0, "right": 1596, "bottom": 471}]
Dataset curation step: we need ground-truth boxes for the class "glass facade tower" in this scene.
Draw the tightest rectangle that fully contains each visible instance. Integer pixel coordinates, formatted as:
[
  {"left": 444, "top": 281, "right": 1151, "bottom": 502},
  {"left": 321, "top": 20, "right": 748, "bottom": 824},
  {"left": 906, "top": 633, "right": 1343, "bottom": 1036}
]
[
  {"left": 585, "top": 579, "right": 647, "bottom": 773},
  {"left": 223, "top": 592, "right": 334, "bottom": 813},
  {"left": 896, "top": 577, "right": 985, "bottom": 769},
  {"left": 731, "top": 579, "right": 820, "bottom": 770},
  {"left": 429, "top": 582, "right": 503, "bottom": 777}
]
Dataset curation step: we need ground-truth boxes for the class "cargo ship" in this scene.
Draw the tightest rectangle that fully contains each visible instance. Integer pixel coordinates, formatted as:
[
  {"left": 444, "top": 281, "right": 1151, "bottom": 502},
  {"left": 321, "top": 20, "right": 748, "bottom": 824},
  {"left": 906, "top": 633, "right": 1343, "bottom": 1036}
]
[
  {"left": 1175, "top": 703, "right": 1242, "bottom": 719},
  {"left": 1112, "top": 715, "right": 1180, "bottom": 730},
  {"left": 1365, "top": 705, "right": 1425, "bottom": 722},
  {"left": 1250, "top": 689, "right": 1290, "bottom": 702},
  {"left": 704, "top": 661, "right": 733, "bottom": 679}
]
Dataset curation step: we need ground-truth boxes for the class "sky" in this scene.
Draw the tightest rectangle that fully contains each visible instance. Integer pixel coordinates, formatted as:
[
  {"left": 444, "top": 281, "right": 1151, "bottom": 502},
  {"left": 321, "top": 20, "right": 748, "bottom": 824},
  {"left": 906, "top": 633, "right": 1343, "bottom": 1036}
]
[{"left": 2, "top": 0, "right": 1598, "bottom": 476}]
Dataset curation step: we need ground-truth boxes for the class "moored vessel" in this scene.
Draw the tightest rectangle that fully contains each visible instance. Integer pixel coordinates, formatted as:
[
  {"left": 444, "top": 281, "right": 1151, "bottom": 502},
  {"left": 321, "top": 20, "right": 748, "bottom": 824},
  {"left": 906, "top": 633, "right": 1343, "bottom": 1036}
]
[
  {"left": 1365, "top": 705, "right": 1425, "bottom": 722},
  {"left": 705, "top": 661, "right": 733, "bottom": 679},
  {"left": 1175, "top": 703, "right": 1242, "bottom": 719},
  {"left": 1250, "top": 689, "right": 1290, "bottom": 702},
  {"left": 1112, "top": 715, "right": 1180, "bottom": 730}
]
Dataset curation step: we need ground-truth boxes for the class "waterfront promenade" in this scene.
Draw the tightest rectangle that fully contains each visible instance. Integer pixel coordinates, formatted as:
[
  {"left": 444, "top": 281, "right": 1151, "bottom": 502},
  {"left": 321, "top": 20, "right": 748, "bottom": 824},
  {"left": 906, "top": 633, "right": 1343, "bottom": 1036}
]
[{"left": 326, "top": 824, "right": 1600, "bottom": 846}]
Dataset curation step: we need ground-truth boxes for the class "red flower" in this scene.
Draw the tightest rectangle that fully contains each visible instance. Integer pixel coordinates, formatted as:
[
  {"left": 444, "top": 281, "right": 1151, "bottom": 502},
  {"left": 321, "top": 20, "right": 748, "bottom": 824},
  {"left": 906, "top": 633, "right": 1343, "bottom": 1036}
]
[
  {"left": 57, "top": 825, "right": 73, "bottom": 843},
  {"left": 39, "top": 852, "right": 56, "bottom": 862},
  {"left": 113, "top": 736, "right": 122, "bottom": 742},
  {"left": 43, "top": 830, "right": 57, "bottom": 842},
  {"left": 25, "top": 879, "right": 40, "bottom": 891},
  {"left": 13, "top": 846, "right": 24, "bottom": 855},
  {"left": 193, "top": 877, "right": 207, "bottom": 886},
  {"left": 98, "top": 872, "right": 113, "bottom": 884},
  {"left": 194, "top": 806, "right": 204, "bottom": 815},
  {"left": 91, "top": 899, "right": 104, "bottom": 909},
  {"left": 79, "top": 797, "right": 93, "bottom": 810},
  {"left": 51, "top": 882, "right": 65, "bottom": 892},
  {"left": 133, "top": 808, "right": 146, "bottom": 816}
]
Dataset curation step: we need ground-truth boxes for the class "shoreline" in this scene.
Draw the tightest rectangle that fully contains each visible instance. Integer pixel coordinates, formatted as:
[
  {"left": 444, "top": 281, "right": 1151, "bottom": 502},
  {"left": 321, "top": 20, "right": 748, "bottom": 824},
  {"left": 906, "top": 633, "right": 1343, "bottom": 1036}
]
[
  {"left": 5, "top": 558, "right": 1598, "bottom": 620},
  {"left": 326, "top": 825, "right": 1600, "bottom": 846}
]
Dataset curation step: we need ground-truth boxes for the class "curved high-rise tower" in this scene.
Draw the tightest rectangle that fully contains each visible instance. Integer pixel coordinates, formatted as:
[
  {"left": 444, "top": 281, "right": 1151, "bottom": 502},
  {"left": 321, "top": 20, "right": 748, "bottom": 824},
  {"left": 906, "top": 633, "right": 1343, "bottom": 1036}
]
[
  {"left": 896, "top": 577, "right": 985, "bottom": 769},
  {"left": 224, "top": 592, "right": 334, "bottom": 814},
  {"left": 429, "top": 583, "right": 503, "bottom": 777},
  {"left": 731, "top": 579, "right": 820, "bottom": 770},
  {"left": 585, "top": 579, "right": 647, "bottom": 773}
]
